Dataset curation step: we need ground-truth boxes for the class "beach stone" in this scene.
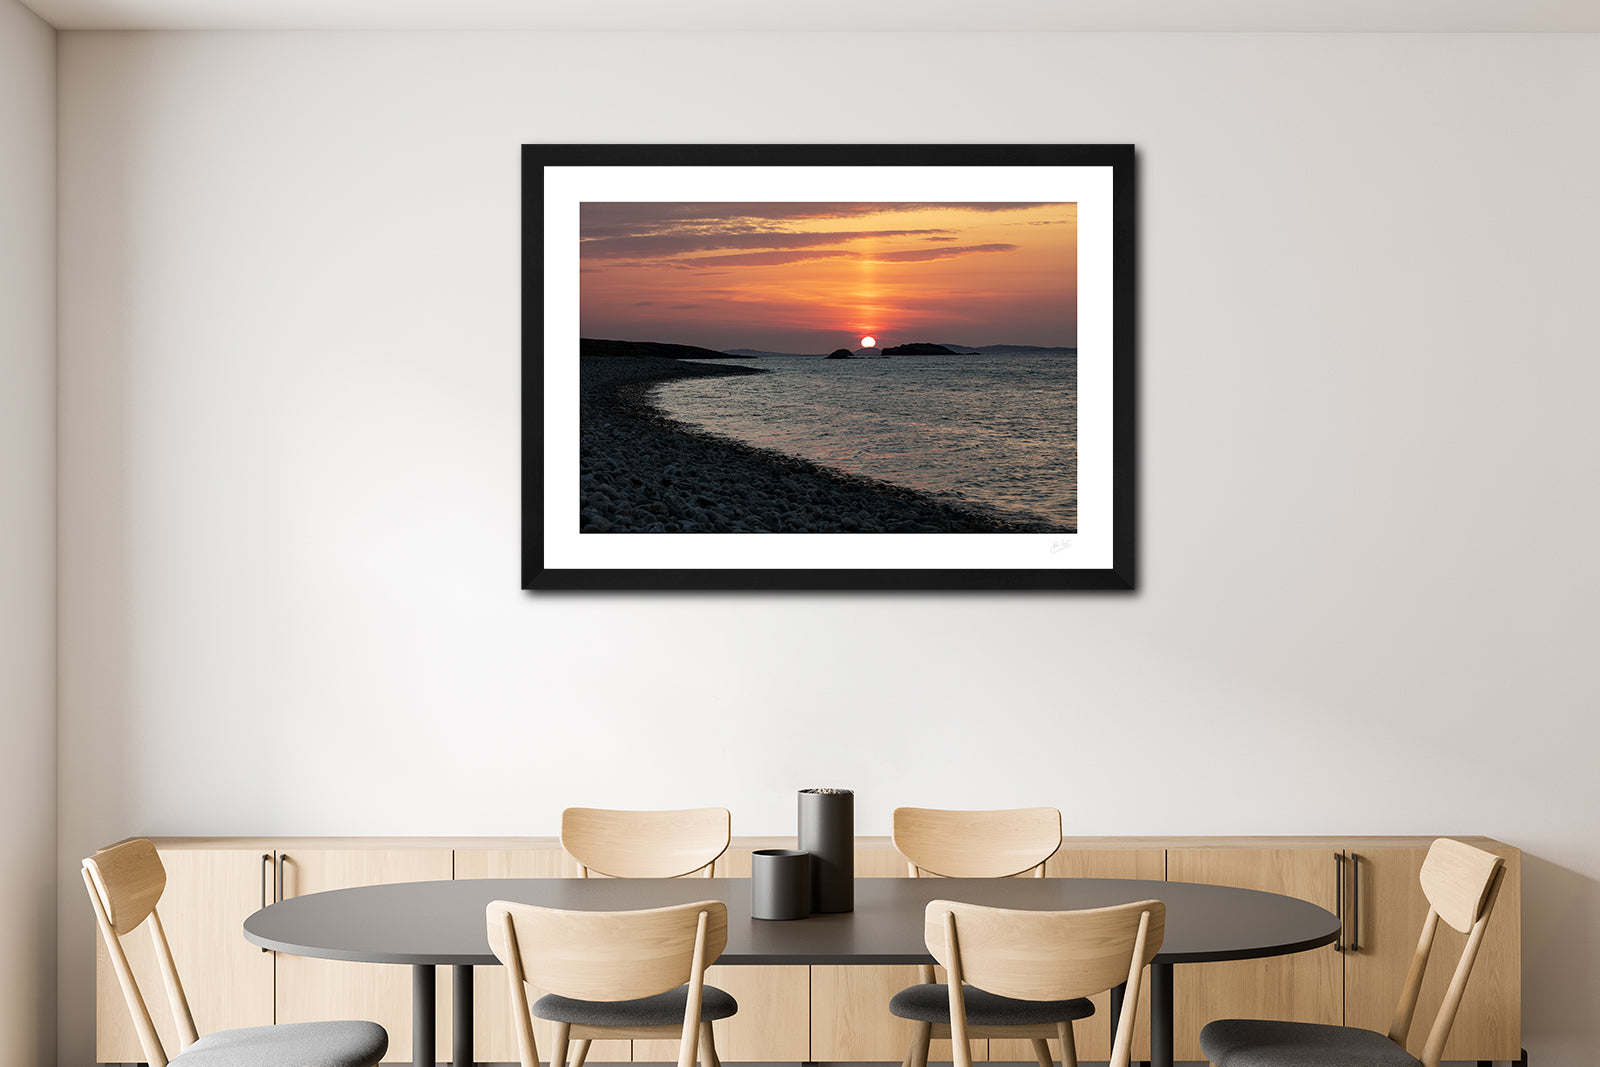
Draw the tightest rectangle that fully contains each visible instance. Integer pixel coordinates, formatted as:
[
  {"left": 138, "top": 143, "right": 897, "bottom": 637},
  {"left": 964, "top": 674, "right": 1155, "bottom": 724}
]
[{"left": 577, "top": 355, "right": 1054, "bottom": 536}]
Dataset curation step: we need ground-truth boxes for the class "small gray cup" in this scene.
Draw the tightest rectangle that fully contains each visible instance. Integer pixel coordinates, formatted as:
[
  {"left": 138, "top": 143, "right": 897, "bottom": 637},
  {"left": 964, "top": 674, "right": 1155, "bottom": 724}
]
[{"left": 751, "top": 849, "right": 810, "bottom": 920}]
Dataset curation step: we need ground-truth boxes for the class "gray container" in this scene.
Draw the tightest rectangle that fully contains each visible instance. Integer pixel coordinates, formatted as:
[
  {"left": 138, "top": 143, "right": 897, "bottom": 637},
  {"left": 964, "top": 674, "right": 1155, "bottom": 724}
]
[
  {"left": 798, "top": 787, "right": 854, "bottom": 913},
  {"left": 750, "top": 849, "right": 811, "bottom": 920}
]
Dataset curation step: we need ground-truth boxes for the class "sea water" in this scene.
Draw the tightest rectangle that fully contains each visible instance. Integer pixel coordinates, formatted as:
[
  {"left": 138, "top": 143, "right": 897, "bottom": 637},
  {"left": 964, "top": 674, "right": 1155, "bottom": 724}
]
[{"left": 650, "top": 352, "right": 1077, "bottom": 530}]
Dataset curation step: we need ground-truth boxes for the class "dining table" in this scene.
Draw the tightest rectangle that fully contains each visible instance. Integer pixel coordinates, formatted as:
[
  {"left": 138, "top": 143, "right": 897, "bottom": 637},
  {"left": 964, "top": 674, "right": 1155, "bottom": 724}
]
[{"left": 243, "top": 875, "right": 1340, "bottom": 1067}]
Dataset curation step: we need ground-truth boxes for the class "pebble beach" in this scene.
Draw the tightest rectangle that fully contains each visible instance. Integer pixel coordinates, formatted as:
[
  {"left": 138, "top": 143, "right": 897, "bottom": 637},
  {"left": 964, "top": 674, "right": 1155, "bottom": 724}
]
[{"left": 579, "top": 356, "right": 1052, "bottom": 534}]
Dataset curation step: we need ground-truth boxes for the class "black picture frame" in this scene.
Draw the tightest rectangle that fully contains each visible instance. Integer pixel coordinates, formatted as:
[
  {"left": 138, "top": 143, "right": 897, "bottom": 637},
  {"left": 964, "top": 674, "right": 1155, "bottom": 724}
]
[{"left": 523, "top": 144, "right": 1136, "bottom": 592}]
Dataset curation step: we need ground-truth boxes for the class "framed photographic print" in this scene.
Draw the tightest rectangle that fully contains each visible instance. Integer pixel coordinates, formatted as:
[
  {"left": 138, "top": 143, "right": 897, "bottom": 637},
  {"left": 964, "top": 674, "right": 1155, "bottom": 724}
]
[{"left": 524, "top": 144, "right": 1135, "bottom": 591}]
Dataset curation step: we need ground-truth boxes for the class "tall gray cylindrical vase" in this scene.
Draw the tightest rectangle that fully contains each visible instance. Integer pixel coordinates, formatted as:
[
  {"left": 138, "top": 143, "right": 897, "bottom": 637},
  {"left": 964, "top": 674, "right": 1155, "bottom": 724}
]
[{"left": 798, "top": 787, "right": 854, "bottom": 913}]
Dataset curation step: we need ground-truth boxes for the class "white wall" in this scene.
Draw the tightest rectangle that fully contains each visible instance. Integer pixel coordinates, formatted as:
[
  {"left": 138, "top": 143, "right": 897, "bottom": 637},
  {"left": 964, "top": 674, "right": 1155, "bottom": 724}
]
[
  {"left": 0, "top": 2, "right": 56, "bottom": 1065},
  {"left": 56, "top": 29, "right": 1600, "bottom": 1065}
]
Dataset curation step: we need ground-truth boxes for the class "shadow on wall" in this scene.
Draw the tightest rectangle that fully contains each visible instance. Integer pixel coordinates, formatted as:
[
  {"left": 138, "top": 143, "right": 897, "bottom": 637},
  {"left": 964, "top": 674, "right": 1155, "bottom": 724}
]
[
  {"left": 1522, "top": 853, "right": 1595, "bottom": 1063},
  {"left": 56, "top": 40, "right": 146, "bottom": 1067}
]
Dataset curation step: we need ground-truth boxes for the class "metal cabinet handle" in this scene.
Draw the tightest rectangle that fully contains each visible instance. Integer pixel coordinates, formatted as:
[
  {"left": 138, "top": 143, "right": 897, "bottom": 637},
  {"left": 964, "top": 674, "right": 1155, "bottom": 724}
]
[
  {"left": 260, "top": 854, "right": 272, "bottom": 952},
  {"left": 1350, "top": 853, "right": 1361, "bottom": 952},
  {"left": 1334, "top": 852, "right": 1344, "bottom": 952},
  {"left": 277, "top": 854, "right": 287, "bottom": 901}
]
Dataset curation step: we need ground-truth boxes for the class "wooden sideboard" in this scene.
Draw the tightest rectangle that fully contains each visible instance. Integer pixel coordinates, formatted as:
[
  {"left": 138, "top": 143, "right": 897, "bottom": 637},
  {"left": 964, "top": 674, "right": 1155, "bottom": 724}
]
[{"left": 94, "top": 836, "right": 1520, "bottom": 1064}]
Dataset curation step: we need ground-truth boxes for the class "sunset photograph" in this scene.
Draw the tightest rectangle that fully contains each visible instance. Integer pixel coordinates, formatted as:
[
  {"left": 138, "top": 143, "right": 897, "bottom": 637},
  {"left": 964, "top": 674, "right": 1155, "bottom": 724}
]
[
  {"left": 575, "top": 200, "right": 1080, "bottom": 538},
  {"left": 579, "top": 201, "right": 1077, "bottom": 353}
]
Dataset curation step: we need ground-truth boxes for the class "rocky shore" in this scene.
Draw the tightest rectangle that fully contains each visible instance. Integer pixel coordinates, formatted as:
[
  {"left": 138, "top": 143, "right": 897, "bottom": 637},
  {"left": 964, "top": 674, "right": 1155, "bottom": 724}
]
[{"left": 579, "top": 356, "right": 1052, "bottom": 533}]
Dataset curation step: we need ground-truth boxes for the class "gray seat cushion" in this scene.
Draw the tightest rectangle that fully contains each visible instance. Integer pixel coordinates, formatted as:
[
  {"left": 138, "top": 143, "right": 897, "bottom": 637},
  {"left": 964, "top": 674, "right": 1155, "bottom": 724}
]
[
  {"left": 534, "top": 984, "right": 738, "bottom": 1027},
  {"left": 888, "top": 984, "right": 1095, "bottom": 1027},
  {"left": 171, "top": 1021, "right": 388, "bottom": 1067},
  {"left": 1199, "top": 1019, "right": 1423, "bottom": 1067}
]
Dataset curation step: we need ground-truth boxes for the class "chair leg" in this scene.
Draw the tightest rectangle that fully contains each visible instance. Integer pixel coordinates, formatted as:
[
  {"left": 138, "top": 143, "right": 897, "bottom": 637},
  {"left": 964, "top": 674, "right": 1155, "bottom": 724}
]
[
  {"left": 1056, "top": 1021, "right": 1078, "bottom": 1067},
  {"left": 569, "top": 1039, "right": 592, "bottom": 1067},
  {"left": 699, "top": 1022, "right": 720, "bottom": 1067},
  {"left": 909, "top": 1021, "right": 933, "bottom": 1067},
  {"left": 551, "top": 1022, "right": 572, "bottom": 1067},
  {"left": 1030, "top": 1038, "right": 1053, "bottom": 1067}
]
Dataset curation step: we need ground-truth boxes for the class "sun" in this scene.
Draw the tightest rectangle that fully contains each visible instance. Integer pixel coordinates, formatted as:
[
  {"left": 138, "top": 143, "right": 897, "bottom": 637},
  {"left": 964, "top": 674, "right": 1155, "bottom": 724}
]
[{"left": 860, "top": 335, "right": 876, "bottom": 348}]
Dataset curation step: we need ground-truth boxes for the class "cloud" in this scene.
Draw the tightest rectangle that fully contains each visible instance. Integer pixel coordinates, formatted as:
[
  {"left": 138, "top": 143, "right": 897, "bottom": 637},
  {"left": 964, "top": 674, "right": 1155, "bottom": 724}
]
[
  {"left": 670, "top": 242, "right": 1021, "bottom": 269},
  {"left": 866, "top": 243, "right": 1019, "bottom": 263},
  {"left": 581, "top": 228, "right": 950, "bottom": 261},
  {"left": 681, "top": 249, "right": 861, "bottom": 268},
  {"left": 580, "top": 202, "right": 1071, "bottom": 237}
]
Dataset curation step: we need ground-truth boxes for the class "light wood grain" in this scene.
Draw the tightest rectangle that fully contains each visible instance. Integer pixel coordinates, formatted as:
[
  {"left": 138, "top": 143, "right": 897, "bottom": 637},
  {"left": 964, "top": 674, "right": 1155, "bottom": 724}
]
[
  {"left": 1343, "top": 842, "right": 1520, "bottom": 1062},
  {"left": 1417, "top": 837, "right": 1504, "bottom": 934},
  {"left": 1168, "top": 847, "right": 1342, "bottom": 1062},
  {"left": 273, "top": 848, "right": 453, "bottom": 1064},
  {"left": 85, "top": 839, "right": 167, "bottom": 932},
  {"left": 486, "top": 900, "right": 726, "bottom": 1067},
  {"left": 812, "top": 964, "right": 985, "bottom": 1062},
  {"left": 487, "top": 900, "right": 727, "bottom": 1002},
  {"left": 87, "top": 841, "right": 255, "bottom": 1064},
  {"left": 457, "top": 848, "right": 629, "bottom": 1063},
  {"left": 95, "top": 847, "right": 275, "bottom": 1062},
  {"left": 634, "top": 965, "right": 810, "bottom": 1062},
  {"left": 85, "top": 861, "right": 170, "bottom": 1067},
  {"left": 927, "top": 899, "right": 1161, "bottom": 1067},
  {"left": 93, "top": 834, "right": 1523, "bottom": 1066},
  {"left": 993, "top": 847, "right": 1164, "bottom": 1062},
  {"left": 1416, "top": 860, "right": 1504, "bottom": 1067},
  {"left": 890, "top": 808, "right": 1075, "bottom": 1067},
  {"left": 893, "top": 808, "right": 1061, "bottom": 879},
  {"left": 925, "top": 899, "right": 1164, "bottom": 1003},
  {"left": 561, "top": 808, "right": 730, "bottom": 879},
  {"left": 857, "top": 844, "right": 917, "bottom": 878}
]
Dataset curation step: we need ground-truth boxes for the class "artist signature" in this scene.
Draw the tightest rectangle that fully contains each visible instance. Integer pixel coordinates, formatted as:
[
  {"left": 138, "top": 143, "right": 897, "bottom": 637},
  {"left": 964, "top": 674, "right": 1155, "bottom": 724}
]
[{"left": 1050, "top": 539, "right": 1073, "bottom": 554}]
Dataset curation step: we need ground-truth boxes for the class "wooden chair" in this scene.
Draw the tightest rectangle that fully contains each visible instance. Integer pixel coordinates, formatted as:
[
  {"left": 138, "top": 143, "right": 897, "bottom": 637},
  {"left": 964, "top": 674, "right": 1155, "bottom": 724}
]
[
  {"left": 907, "top": 898, "right": 1164, "bottom": 1067},
  {"left": 84, "top": 839, "right": 388, "bottom": 1067},
  {"left": 486, "top": 898, "right": 734, "bottom": 1067},
  {"left": 891, "top": 807, "right": 1082, "bottom": 1067},
  {"left": 561, "top": 807, "right": 731, "bottom": 878},
  {"left": 556, "top": 806, "right": 733, "bottom": 1067},
  {"left": 892, "top": 806, "right": 1062, "bottom": 878},
  {"left": 1200, "top": 838, "right": 1508, "bottom": 1067}
]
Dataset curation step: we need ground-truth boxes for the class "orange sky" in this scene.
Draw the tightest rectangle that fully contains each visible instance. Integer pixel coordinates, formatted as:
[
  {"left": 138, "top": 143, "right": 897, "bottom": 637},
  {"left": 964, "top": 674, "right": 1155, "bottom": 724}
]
[{"left": 579, "top": 202, "right": 1077, "bottom": 353}]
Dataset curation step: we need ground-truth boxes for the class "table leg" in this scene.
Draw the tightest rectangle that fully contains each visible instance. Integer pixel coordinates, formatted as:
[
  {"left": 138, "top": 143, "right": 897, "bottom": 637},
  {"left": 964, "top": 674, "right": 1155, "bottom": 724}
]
[
  {"left": 1149, "top": 962, "right": 1174, "bottom": 1067},
  {"left": 414, "top": 964, "right": 436, "bottom": 1067},
  {"left": 454, "top": 965, "right": 475, "bottom": 1067}
]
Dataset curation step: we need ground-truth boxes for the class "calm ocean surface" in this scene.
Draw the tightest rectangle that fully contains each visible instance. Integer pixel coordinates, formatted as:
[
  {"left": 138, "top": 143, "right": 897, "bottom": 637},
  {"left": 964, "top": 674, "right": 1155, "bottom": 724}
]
[{"left": 650, "top": 352, "right": 1077, "bottom": 530}]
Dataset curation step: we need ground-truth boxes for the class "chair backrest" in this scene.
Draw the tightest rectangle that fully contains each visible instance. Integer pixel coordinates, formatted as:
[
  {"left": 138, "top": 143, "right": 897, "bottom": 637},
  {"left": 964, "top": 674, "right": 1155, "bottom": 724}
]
[
  {"left": 925, "top": 898, "right": 1164, "bottom": 1067},
  {"left": 486, "top": 899, "right": 728, "bottom": 1067},
  {"left": 82, "top": 839, "right": 200, "bottom": 1067},
  {"left": 1387, "top": 838, "right": 1507, "bottom": 1067},
  {"left": 893, "top": 807, "right": 1062, "bottom": 878},
  {"left": 561, "top": 807, "right": 731, "bottom": 878}
]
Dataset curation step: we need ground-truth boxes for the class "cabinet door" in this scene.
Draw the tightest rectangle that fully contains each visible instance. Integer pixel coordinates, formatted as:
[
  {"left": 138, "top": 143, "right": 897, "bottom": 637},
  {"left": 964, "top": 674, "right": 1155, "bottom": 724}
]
[
  {"left": 812, "top": 846, "right": 981, "bottom": 1062},
  {"left": 455, "top": 848, "right": 631, "bottom": 1064},
  {"left": 812, "top": 964, "right": 984, "bottom": 1063},
  {"left": 96, "top": 848, "right": 276, "bottom": 1062},
  {"left": 1167, "top": 847, "right": 1342, "bottom": 1062},
  {"left": 1342, "top": 844, "right": 1520, "bottom": 1061},
  {"left": 989, "top": 847, "right": 1165, "bottom": 1064},
  {"left": 635, "top": 965, "right": 810, "bottom": 1063},
  {"left": 274, "top": 848, "right": 453, "bottom": 1064}
]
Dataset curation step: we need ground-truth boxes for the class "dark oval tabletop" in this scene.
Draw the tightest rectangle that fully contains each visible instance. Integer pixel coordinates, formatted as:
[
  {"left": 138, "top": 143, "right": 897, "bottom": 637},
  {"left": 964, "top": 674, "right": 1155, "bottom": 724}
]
[{"left": 243, "top": 877, "right": 1339, "bottom": 968}]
